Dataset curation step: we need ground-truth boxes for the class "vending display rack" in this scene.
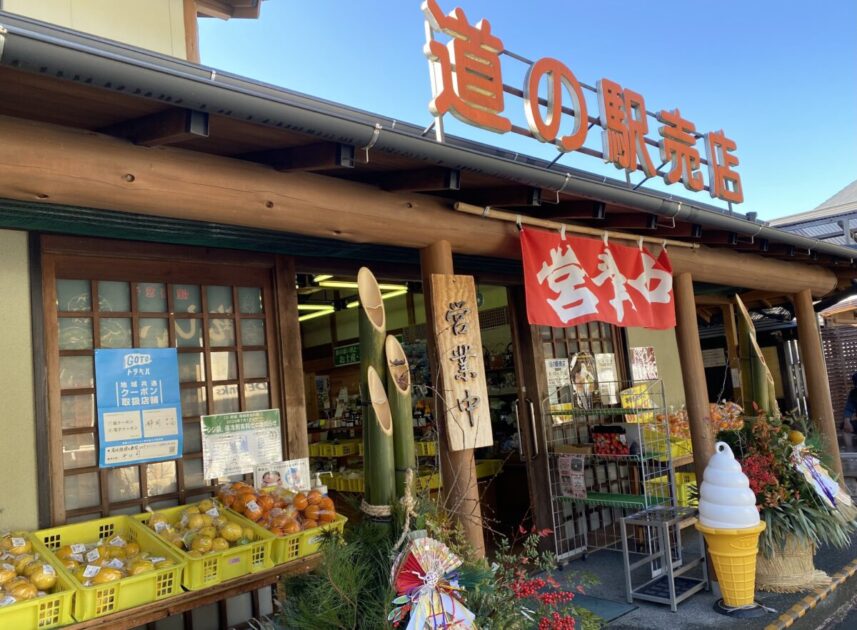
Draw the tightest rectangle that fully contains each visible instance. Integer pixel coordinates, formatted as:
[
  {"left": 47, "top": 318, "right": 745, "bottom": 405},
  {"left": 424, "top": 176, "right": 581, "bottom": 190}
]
[{"left": 541, "top": 379, "right": 681, "bottom": 563}]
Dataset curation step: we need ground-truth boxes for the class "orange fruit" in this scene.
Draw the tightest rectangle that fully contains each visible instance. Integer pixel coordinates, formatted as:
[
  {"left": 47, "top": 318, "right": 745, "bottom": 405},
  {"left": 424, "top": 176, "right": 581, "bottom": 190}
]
[
  {"left": 318, "top": 510, "right": 335, "bottom": 523},
  {"left": 306, "top": 490, "right": 322, "bottom": 506},
  {"left": 303, "top": 505, "right": 320, "bottom": 521},
  {"left": 292, "top": 493, "right": 308, "bottom": 511},
  {"left": 319, "top": 497, "right": 335, "bottom": 512},
  {"left": 257, "top": 495, "right": 274, "bottom": 512},
  {"left": 302, "top": 519, "right": 318, "bottom": 530},
  {"left": 244, "top": 504, "right": 263, "bottom": 522},
  {"left": 270, "top": 527, "right": 284, "bottom": 537},
  {"left": 283, "top": 519, "right": 301, "bottom": 535}
]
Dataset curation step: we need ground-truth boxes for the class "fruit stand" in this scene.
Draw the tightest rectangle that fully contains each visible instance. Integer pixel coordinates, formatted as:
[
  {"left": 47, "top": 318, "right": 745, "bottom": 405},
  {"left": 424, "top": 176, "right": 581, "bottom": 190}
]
[{"left": 0, "top": 487, "right": 346, "bottom": 629}]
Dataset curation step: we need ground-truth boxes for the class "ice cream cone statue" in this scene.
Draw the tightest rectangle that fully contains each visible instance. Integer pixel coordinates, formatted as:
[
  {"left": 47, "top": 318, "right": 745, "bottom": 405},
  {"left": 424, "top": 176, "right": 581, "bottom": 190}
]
[{"left": 696, "top": 441, "right": 765, "bottom": 608}]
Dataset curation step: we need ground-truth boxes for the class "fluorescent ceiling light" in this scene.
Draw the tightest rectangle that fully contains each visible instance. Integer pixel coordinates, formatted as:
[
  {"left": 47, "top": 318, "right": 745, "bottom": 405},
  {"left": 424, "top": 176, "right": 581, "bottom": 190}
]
[
  {"left": 346, "top": 287, "right": 409, "bottom": 309},
  {"left": 298, "top": 307, "right": 334, "bottom": 322},
  {"left": 317, "top": 280, "right": 408, "bottom": 291},
  {"left": 297, "top": 304, "right": 334, "bottom": 311},
  {"left": 313, "top": 274, "right": 333, "bottom": 282}
]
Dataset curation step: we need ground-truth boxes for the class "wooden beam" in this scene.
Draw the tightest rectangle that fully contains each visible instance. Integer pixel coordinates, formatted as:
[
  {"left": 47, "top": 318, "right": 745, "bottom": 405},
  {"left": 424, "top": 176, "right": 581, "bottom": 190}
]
[
  {"left": 596, "top": 212, "right": 658, "bottom": 230},
  {"left": 0, "top": 115, "right": 837, "bottom": 296},
  {"left": 653, "top": 222, "right": 703, "bottom": 239},
  {"left": 533, "top": 201, "right": 606, "bottom": 220},
  {"left": 765, "top": 244, "right": 797, "bottom": 257},
  {"left": 794, "top": 288, "right": 844, "bottom": 480},
  {"left": 456, "top": 186, "right": 542, "bottom": 207},
  {"left": 693, "top": 294, "right": 731, "bottom": 306},
  {"left": 241, "top": 142, "right": 355, "bottom": 172},
  {"left": 196, "top": 0, "right": 233, "bottom": 19},
  {"left": 700, "top": 231, "right": 738, "bottom": 246},
  {"left": 183, "top": 0, "right": 200, "bottom": 63},
  {"left": 98, "top": 108, "right": 209, "bottom": 146},
  {"left": 735, "top": 238, "right": 769, "bottom": 253},
  {"left": 674, "top": 272, "right": 716, "bottom": 485},
  {"left": 379, "top": 167, "right": 460, "bottom": 192},
  {"left": 420, "top": 241, "right": 485, "bottom": 558}
]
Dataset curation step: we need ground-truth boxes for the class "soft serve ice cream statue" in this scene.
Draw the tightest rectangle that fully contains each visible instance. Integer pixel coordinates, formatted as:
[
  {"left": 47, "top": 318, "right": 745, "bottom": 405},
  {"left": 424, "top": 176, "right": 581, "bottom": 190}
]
[{"left": 698, "top": 441, "right": 760, "bottom": 529}]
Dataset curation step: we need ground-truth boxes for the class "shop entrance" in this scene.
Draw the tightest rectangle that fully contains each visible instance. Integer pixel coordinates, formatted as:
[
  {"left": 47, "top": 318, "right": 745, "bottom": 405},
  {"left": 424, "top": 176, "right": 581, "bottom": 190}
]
[{"left": 297, "top": 272, "right": 532, "bottom": 544}]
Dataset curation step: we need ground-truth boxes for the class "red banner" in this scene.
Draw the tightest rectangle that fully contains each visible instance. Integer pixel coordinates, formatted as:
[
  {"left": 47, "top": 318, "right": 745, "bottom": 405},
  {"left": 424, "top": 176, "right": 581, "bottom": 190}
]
[{"left": 521, "top": 228, "right": 676, "bottom": 329}]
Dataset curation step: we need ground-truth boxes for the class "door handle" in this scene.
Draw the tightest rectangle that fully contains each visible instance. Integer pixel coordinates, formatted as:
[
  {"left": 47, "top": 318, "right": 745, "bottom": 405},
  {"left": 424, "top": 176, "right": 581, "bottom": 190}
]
[
  {"left": 512, "top": 398, "right": 524, "bottom": 459},
  {"left": 527, "top": 398, "right": 539, "bottom": 459}
]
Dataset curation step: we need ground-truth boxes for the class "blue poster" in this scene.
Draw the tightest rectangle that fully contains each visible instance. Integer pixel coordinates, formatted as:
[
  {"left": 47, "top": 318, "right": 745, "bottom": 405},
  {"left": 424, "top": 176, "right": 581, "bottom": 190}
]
[{"left": 95, "top": 348, "right": 183, "bottom": 468}]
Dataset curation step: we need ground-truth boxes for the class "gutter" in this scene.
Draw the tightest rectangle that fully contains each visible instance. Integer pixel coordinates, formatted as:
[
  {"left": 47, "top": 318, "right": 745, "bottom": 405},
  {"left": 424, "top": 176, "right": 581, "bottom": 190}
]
[{"left": 0, "top": 12, "right": 855, "bottom": 262}]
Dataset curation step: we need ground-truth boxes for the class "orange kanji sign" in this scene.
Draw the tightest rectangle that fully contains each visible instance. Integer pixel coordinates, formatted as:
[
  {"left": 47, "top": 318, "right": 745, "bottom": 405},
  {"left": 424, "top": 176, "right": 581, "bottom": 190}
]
[
  {"left": 706, "top": 131, "right": 744, "bottom": 203},
  {"left": 596, "top": 78, "right": 656, "bottom": 177},
  {"left": 422, "top": 0, "right": 512, "bottom": 134},
  {"left": 421, "top": 2, "right": 744, "bottom": 204},
  {"left": 657, "top": 109, "right": 704, "bottom": 192},
  {"left": 523, "top": 57, "right": 588, "bottom": 152}
]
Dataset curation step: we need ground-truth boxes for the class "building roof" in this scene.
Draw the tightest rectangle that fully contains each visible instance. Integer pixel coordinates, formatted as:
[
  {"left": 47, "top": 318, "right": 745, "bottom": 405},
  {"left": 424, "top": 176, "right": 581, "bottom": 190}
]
[
  {"left": 769, "top": 179, "right": 857, "bottom": 227},
  {"left": 0, "top": 10, "right": 856, "bottom": 266}
]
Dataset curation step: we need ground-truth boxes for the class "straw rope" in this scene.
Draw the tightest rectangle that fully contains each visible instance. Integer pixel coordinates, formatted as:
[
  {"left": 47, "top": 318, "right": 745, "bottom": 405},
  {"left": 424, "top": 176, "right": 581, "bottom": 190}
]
[
  {"left": 394, "top": 469, "right": 417, "bottom": 551},
  {"left": 756, "top": 536, "right": 831, "bottom": 593}
]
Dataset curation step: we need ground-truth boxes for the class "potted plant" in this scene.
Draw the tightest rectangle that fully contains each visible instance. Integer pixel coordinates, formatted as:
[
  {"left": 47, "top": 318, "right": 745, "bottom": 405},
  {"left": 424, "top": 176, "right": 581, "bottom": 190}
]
[{"left": 717, "top": 414, "right": 857, "bottom": 592}]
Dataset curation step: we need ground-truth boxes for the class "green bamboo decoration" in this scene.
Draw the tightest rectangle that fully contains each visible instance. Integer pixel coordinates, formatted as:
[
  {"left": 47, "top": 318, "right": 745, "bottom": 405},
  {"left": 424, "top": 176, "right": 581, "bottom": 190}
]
[
  {"left": 366, "top": 365, "right": 396, "bottom": 512},
  {"left": 735, "top": 296, "right": 780, "bottom": 417},
  {"left": 357, "top": 268, "right": 389, "bottom": 512},
  {"left": 386, "top": 334, "right": 416, "bottom": 499}
]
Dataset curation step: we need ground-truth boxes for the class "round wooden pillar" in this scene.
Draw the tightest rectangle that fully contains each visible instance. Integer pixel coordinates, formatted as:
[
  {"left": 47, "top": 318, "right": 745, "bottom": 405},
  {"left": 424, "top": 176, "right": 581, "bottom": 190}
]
[
  {"left": 674, "top": 272, "right": 715, "bottom": 483},
  {"left": 420, "top": 240, "right": 486, "bottom": 558},
  {"left": 794, "top": 289, "right": 843, "bottom": 479}
]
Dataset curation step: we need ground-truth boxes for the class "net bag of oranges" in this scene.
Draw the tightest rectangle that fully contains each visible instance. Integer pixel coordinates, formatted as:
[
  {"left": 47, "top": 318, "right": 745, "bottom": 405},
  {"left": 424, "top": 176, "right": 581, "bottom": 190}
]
[{"left": 216, "top": 482, "right": 346, "bottom": 564}]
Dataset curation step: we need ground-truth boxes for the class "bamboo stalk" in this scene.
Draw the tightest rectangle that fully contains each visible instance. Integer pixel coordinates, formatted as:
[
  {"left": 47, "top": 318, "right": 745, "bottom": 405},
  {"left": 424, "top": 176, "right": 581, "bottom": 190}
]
[
  {"left": 386, "top": 335, "right": 416, "bottom": 498},
  {"left": 735, "top": 296, "right": 780, "bottom": 417},
  {"left": 366, "top": 365, "right": 396, "bottom": 511},
  {"left": 358, "top": 267, "right": 387, "bottom": 506}
]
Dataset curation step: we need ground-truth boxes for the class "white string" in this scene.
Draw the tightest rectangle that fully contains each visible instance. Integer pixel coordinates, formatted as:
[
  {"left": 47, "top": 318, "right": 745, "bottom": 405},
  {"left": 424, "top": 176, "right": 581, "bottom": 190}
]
[{"left": 560, "top": 224, "right": 567, "bottom": 241}]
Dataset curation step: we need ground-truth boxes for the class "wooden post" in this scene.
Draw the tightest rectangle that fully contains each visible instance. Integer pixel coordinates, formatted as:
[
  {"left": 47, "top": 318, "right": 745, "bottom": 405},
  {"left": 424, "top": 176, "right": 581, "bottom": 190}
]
[
  {"left": 183, "top": 0, "right": 201, "bottom": 64},
  {"left": 674, "top": 273, "right": 715, "bottom": 483},
  {"left": 420, "top": 241, "right": 486, "bottom": 558},
  {"left": 794, "top": 289, "right": 844, "bottom": 479},
  {"left": 720, "top": 303, "right": 743, "bottom": 407}
]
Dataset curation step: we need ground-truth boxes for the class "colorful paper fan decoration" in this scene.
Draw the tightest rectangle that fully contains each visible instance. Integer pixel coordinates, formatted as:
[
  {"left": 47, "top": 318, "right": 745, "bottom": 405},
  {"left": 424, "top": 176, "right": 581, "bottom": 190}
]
[{"left": 388, "top": 536, "right": 476, "bottom": 629}]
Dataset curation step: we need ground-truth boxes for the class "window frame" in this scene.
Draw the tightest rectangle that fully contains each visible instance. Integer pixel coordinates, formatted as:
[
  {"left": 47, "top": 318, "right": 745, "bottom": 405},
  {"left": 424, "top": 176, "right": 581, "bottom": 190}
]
[{"left": 40, "top": 235, "right": 298, "bottom": 525}]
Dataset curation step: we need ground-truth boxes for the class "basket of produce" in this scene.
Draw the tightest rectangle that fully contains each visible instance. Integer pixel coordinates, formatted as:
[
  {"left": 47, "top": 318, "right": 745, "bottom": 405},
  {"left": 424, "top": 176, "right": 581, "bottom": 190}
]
[
  {"left": 0, "top": 532, "right": 75, "bottom": 628},
  {"left": 134, "top": 498, "right": 273, "bottom": 590},
  {"left": 29, "top": 516, "right": 183, "bottom": 621},
  {"left": 216, "top": 482, "right": 346, "bottom": 565}
]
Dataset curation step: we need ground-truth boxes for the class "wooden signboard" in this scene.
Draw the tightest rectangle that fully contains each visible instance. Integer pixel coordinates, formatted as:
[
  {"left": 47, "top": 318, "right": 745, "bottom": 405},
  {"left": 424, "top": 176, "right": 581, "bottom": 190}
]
[{"left": 430, "top": 274, "right": 494, "bottom": 451}]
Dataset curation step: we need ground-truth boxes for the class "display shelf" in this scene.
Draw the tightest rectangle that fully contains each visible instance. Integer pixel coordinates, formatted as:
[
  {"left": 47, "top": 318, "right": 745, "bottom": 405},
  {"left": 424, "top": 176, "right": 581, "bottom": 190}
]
[
  {"left": 560, "top": 492, "right": 671, "bottom": 510},
  {"left": 543, "top": 379, "right": 680, "bottom": 562}
]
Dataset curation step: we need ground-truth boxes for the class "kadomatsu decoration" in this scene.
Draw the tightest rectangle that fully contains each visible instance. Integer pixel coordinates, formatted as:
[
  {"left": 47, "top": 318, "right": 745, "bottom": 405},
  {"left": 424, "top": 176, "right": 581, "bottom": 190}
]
[{"left": 388, "top": 534, "right": 475, "bottom": 629}]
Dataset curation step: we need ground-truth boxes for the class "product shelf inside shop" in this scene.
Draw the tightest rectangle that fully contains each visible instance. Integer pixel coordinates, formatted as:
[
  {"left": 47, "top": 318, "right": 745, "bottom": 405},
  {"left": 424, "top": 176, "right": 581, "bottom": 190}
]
[
  {"left": 561, "top": 492, "right": 670, "bottom": 510},
  {"left": 545, "top": 406, "right": 656, "bottom": 416}
]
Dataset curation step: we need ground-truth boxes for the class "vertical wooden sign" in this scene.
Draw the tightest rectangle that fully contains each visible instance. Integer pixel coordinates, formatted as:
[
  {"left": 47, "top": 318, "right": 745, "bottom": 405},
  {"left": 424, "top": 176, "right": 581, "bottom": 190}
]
[{"left": 430, "top": 274, "right": 493, "bottom": 451}]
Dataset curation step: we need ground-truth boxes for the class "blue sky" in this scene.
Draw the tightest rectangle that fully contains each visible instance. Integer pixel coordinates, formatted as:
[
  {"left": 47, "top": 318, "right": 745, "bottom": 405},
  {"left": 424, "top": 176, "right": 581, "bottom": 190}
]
[{"left": 199, "top": 0, "right": 856, "bottom": 221}]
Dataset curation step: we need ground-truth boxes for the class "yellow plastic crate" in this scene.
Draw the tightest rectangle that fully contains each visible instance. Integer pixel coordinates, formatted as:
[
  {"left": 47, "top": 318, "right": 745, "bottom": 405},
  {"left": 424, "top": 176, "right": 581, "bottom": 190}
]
[
  {"left": 645, "top": 472, "right": 698, "bottom": 507},
  {"left": 319, "top": 439, "right": 361, "bottom": 458},
  {"left": 249, "top": 512, "right": 348, "bottom": 564},
  {"left": 308, "top": 442, "right": 321, "bottom": 457},
  {"left": 134, "top": 503, "right": 273, "bottom": 590},
  {"left": 31, "top": 516, "right": 184, "bottom": 621},
  {"left": 0, "top": 533, "right": 75, "bottom": 629},
  {"left": 415, "top": 441, "right": 437, "bottom": 457},
  {"left": 475, "top": 459, "right": 503, "bottom": 478}
]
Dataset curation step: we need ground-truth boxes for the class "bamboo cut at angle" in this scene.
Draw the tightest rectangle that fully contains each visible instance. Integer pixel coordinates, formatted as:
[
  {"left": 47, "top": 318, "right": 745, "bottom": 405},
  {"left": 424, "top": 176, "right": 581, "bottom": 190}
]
[
  {"left": 366, "top": 365, "right": 396, "bottom": 512},
  {"left": 358, "top": 266, "right": 387, "bottom": 511},
  {"left": 386, "top": 335, "right": 416, "bottom": 499}
]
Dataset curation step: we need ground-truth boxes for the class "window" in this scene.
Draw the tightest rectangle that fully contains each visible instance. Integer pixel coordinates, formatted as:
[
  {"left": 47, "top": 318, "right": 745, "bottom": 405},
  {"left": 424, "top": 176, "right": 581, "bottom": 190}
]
[{"left": 42, "top": 238, "right": 285, "bottom": 524}]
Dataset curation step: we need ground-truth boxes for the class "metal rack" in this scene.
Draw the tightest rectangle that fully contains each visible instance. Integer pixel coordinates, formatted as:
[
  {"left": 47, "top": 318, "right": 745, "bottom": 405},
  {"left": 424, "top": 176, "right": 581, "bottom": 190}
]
[{"left": 542, "top": 379, "right": 679, "bottom": 563}]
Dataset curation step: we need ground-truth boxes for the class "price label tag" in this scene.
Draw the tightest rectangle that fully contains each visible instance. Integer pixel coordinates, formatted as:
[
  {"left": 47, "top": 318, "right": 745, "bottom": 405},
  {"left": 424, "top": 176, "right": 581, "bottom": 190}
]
[
  {"left": 0, "top": 596, "right": 17, "bottom": 607},
  {"left": 109, "top": 536, "right": 126, "bottom": 547},
  {"left": 1, "top": 563, "right": 14, "bottom": 571},
  {"left": 86, "top": 548, "right": 101, "bottom": 563},
  {"left": 149, "top": 556, "right": 165, "bottom": 564},
  {"left": 10, "top": 538, "right": 25, "bottom": 549},
  {"left": 83, "top": 565, "right": 101, "bottom": 578},
  {"left": 245, "top": 501, "right": 260, "bottom": 513},
  {"left": 154, "top": 521, "right": 169, "bottom": 534},
  {"left": 42, "top": 564, "right": 56, "bottom": 576},
  {"left": 106, "top": 559, "right": 124, "bottom": 569},
  {"left": 206, "top": 508, "right": 220, "bottom": 517},
  {"left": 71, "top": 544, "right": 87, "bottom": 554},
  {"left": 70, "top": 553, "right": 84, "bottom": 563}
]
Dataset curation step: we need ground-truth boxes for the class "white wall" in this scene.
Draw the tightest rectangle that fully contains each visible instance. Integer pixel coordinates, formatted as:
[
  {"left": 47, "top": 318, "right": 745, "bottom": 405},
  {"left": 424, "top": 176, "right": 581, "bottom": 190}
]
[
  {"left": 4, "top": 0, "right": 188, "bottom": 58},
  {"left": 626, "top": 327, "right": 687, "bottom": 411},
  {"left": 0, "top": 229, "right": 39, "bottom": 531}
]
